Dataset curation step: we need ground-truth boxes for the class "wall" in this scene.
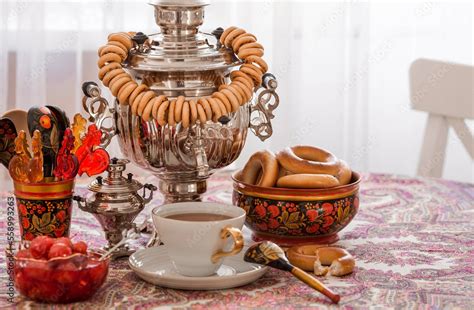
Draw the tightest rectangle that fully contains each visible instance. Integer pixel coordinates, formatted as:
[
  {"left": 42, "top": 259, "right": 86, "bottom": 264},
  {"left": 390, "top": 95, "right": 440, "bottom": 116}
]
[{"left": 1, "top": 1, "right": 472, "bottom": 183}]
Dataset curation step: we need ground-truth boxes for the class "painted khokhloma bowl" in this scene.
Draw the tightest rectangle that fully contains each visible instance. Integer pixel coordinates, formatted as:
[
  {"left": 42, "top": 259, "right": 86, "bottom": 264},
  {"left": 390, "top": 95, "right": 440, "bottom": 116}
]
[{"left": 232, "top": 171, "right": 361, "bottom": 247}]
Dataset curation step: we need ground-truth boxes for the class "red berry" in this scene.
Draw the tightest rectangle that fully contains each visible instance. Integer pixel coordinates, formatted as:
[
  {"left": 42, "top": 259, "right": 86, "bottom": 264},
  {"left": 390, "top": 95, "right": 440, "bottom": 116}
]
[
  {"left": 53, "top": 262, "right": 77, "bottom": 284},
  {"left": 48, "top": 243, "right": 73, "bottom": 259},
  {"left": 30, "top": 236, "right": 55, "bottom": 259},
  {"left": 54, "top": 237, "right": 73, "bottom": 249},
  {"left": 15, "top": 249, "right": 32, "bottom": 259},
  {"left": 72, "top": 241, "right": 88, "bottom": 254},
  {"left": 23, "top": 260, "right": 51, "bottom": 280}
]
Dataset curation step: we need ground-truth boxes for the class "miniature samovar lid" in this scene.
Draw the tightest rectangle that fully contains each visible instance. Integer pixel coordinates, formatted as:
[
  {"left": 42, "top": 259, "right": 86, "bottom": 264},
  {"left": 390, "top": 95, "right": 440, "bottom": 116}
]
[{"left": 88, "top": 158, "right": 143, "bottom": 194}]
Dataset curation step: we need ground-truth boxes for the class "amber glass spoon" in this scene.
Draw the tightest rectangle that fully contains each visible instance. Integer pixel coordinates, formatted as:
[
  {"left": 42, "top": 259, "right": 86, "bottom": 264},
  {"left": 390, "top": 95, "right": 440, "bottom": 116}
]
[{"left": 244, "top": 241, "right": 340, "bottom": 304}]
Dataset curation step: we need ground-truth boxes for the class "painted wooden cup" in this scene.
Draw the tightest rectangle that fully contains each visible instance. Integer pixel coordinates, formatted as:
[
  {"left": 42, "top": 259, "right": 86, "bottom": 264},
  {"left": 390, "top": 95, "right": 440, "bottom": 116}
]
[
  {"left": 232, "top": 171, "right": 361, "bottom": 247},
  {"left": 13, "top": 179, "right": 75, "bottom": 241}
]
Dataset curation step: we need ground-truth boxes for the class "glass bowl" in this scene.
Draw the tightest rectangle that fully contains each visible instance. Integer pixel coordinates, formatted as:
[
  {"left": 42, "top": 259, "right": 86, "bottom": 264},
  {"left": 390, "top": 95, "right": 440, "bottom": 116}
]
[{"left": 7, "top": 245, "right": 109, "bottom": 303}]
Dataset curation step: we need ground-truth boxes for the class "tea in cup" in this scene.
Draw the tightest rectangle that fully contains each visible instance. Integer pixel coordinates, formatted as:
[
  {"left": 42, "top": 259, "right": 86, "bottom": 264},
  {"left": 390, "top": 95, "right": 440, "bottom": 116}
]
[{"left": 152, "top": 202, "right": 246, "bottom": 277}]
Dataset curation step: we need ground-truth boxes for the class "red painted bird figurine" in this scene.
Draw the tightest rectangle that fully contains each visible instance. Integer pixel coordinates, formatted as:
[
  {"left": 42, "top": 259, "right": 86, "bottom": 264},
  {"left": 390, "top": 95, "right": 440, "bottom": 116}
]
[
  {"left": 53, "top": 128, "right": 79, "bottom": 181},
  {"left": 75, "top": 124, "right": 109, "bottom": 177}
]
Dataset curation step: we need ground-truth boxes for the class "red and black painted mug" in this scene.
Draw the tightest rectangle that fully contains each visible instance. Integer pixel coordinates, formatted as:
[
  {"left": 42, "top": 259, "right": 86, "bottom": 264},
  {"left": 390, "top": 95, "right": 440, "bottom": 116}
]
[{"left": 13, "top": 179, "right": 74, "bottom": 241}]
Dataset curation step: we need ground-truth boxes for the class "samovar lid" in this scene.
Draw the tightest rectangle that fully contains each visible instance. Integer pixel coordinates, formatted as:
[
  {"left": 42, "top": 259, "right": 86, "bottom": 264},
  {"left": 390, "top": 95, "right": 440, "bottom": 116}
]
[
  {"left": 127, "top": 1, "right": 239, "bottom": 72},
  {"left": 125, "top": 0, "right": 240, "bottom": 93},
  {"left": 88, "top": 158, "right": 143, "bottom": 194}
]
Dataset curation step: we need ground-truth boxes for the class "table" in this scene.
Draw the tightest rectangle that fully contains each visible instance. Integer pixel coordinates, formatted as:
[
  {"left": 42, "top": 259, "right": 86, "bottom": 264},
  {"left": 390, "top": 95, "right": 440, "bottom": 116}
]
[{"left": 1, "top": 172, "right": 473, "bottom": 309}]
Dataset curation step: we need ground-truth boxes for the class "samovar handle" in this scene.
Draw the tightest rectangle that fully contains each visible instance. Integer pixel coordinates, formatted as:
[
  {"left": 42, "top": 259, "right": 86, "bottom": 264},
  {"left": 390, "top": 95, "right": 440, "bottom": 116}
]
[
  {"left": 81, "top": 81, "right": 117, "bottom": 148},
  {"left": 249, "top": 73, "right": 280, "bottom": 142},
  {"left": 141, "top": 183, "right": 158, "bottom": 204},
  {"left": 72, "top": 195, "right": 92, "bottom": 212}
]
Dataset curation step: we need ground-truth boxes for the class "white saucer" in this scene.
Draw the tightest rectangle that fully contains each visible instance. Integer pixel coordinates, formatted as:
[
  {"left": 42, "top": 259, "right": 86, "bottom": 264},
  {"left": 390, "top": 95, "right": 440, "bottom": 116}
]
[{"left": 129, "top": 245, "right": 268, "bottom": 290}]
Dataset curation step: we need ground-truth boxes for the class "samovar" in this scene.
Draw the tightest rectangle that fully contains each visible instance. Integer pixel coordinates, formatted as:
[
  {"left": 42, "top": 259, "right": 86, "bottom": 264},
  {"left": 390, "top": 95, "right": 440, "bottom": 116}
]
[
  {"left": 81, "top": 0, "right": 279, "bottom": 203},
  {"left": 73, "top": 158, "right": 157, "bottom": 257}
]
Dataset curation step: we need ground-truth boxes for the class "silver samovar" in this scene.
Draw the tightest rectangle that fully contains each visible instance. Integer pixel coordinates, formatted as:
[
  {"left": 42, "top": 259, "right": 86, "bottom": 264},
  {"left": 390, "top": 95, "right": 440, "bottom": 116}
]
[
  {"left": 81, "top": 0, "right": 279, "bottom": 203},
  {"left": 73, "top": 158, "right": 157, "bottom": 257}
]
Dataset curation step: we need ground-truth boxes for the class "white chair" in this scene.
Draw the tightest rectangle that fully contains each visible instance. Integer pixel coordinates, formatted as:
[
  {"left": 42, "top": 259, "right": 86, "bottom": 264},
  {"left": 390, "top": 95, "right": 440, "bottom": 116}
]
[{"left": 409, "top": 58, "right": 473, "bottom": 178}]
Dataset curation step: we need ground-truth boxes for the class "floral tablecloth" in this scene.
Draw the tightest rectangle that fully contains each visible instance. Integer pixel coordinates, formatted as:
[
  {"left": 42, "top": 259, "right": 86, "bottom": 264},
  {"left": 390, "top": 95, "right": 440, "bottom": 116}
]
[{"left": 0, "top": 172, "right": 473, "bottom": 309}]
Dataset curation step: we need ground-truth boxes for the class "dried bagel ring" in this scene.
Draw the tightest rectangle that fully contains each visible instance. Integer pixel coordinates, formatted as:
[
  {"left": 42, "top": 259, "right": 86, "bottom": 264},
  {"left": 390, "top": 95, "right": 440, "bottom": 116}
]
[
  {"left": 168, "top": 99, "right": 176, "bottom": 126},
  {"left": 230, "top": 71, "right": 254, "bottom": 89},
  {"left": 174, "top": 95, "right": 185, "bottom": 122},
  {"left": 110, "top": 76, "right": 131, "bottom": 97},
  {"left": 313, "top": 247, "right": 355, "bottom": 276},
  {"left": 230, "top": 83, "right": 250, "bottom": 103},
  {"left": 241, "top": 150, "right": 279, "bottom": 187},
  {"left": 99, "top": 45, "right": 127, "bottom": 61},
  {"left": 131, "top": 92, "right": 146, "bottom": 116},
  {"left": 276, "top": 174, "right": 340, "bottom": 189},
  {"left": 137, "top": 90, "right": 156, "bottom": 116},
  {"left": 98, "top": 62, "right": 121, "bottom": 80},
  {"left": 219, "top": 88, "right": 240, "bottom": 112},
  {"left": 336, "top": 160, "right": 352, "bottom": 185},
  {"left": 207, "top": 97, "right": 222, "bottom": 122},
  {"left": 107, "top": 72, "right": 129, "bottom": 88},
  {"left": 142, "top": 96, "right": 157, "bottom": 122},
  {"left": 232, "top": 76, "right": 253, "bottom": 91},
  {"left": 224, "top": 28, "right": 246, "bottom": 47},
  {"left": 107, "top": 40, "right": 128, "bottom": 53},
  {"left": 239, "top": 42, "right": 264, "bottom": 51},
  {"left": 242, "top": 63, "right": 264, "bottom": 75},
  {"left": 210, "top": 97, "right": 228, "bottom": 115},
  {"left": 220, "top": 26, "right": 237, "bottom": 45},
  {"left": 287, "top": 245, "right": 356, "bottom": 276},
  {"left": 117, "top": 81, "right": 138, "bottom": 105},
  {"left": 181, "top": 101, "right": 190, "bottom": 128},
  {"left": 152, "top": 95, "right": 167, "bottom": 120},
  {"left": 107, "top": 33, "right": 133, "bottom": 50},
  {"left": 188, "top": 99, "right": 198, "bottom": 124},
  {"left": 276, "top": 145, "right": 341, "bottom": 176},
  {"left": 212, "top": 92, "right": 232, "bottom": 113},
  {"left": 129, "top": 84, "right": 148, "bottom": 108},
  {"left": 240, "top": 66, "right": 262, "bottom": 86},
  {"left": 197, "top": 98, "right": 212, "bottom": 121},
  {"left": 196, "top": 103, "right": 207, "bottom": 124},
  {"left": 287, "top": 245, "right": 355, "bottom": 277},
  {"left": 157, "top": 100, "right": 170, "bottom": 126},
  {"left": 102, "top": 69, "right": 125, "bottom": 87},
  {"left": 245, "top": 55, "right": 268, "bottom": 73},
  {"left": 231, "top": 81, "right": 252, "bottom": 102},
  {"left": 219, "top": 84, "right": 243, "bottom": 105},
  {"left": 97, "top": 53, "right": 122, "bottom": 68},
  {"left": 232, "top": 34, "right": 257, "bottom": 51},
  {"left": 238, "top": 48, "right": 264, "bottom": 60}
]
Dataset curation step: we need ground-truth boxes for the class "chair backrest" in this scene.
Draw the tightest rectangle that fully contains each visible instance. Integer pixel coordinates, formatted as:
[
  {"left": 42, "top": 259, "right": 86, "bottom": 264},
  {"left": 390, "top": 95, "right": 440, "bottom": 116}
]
[
  {"left": 410, "top": 58, "right": 473, "bottom": 119},
  {"left": 409, "top": 58, "right": 473, "bottom": 178}
]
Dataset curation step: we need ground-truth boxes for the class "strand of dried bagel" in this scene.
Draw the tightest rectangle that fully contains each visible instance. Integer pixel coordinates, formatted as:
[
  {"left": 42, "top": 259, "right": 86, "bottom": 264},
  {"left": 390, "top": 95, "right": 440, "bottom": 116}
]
[{"left": 96, "top": 27, "right": 268, "bottom": 127}]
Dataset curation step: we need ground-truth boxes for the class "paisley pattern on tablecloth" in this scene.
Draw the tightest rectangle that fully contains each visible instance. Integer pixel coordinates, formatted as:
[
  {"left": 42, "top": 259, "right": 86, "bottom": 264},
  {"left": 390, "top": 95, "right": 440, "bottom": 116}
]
[{"left": 0, "top": 172, "right": 473, "bottom": 309}]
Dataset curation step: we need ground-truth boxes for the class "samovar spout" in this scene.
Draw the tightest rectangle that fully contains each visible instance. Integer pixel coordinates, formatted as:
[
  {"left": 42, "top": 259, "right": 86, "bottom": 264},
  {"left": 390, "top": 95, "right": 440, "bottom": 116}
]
[{"left": 190, "top": 125, "right": 209, "bottom": 178}]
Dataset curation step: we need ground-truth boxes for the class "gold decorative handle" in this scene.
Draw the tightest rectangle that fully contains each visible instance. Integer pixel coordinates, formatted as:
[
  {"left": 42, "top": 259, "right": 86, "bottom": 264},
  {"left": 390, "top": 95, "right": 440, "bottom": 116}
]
[
  {"left": 291, "top": 267, "right": 340, "bottom": 304},
  {"left": 211, "top": 226, "right": 244, "bottom": 263}
]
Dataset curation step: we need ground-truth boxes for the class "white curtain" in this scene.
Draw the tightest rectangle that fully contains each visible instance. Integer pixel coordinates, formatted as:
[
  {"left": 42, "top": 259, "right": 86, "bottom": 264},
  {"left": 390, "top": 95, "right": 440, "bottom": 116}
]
[{"left": 1, "top": 0, "right": 472, "bottom": 183}]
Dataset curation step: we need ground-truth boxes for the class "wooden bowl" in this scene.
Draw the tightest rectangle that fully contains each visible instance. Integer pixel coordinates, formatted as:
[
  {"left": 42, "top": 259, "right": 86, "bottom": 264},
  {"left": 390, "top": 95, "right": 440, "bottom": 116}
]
[{"left": 232, "top": 171, "right": 361, "bottom": 247}]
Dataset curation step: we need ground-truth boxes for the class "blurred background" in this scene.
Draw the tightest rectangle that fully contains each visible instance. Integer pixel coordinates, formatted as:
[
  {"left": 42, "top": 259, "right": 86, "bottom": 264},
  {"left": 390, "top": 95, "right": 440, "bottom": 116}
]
[{"left": 0, "top": 0, "right": 472, "bottom": 183}]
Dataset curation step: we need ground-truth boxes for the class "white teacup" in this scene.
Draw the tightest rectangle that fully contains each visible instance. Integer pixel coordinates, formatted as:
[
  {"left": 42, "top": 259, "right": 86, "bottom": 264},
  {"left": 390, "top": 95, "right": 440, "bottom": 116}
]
[{"left": 152, "top": 202, "right": 246, "bottom": 277}]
